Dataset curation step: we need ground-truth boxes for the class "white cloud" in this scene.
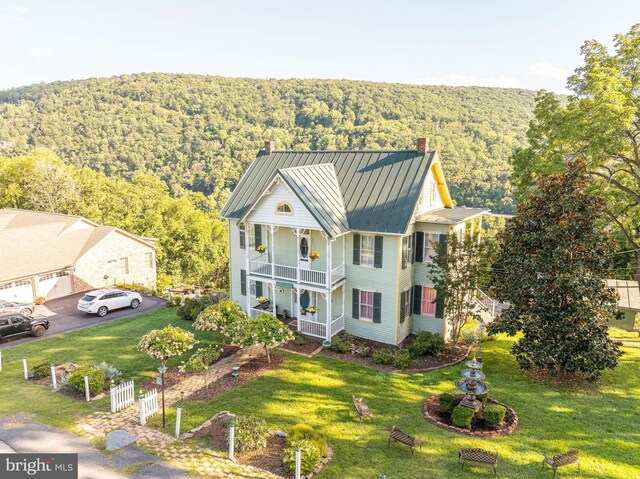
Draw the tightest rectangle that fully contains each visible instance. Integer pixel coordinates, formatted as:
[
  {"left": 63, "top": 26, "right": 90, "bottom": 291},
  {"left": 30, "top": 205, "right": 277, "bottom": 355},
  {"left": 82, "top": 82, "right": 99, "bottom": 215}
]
[
  {"left": 0, "top": 4, "right": 29, "bottom": 24},
  {"left": 527, "top": 62, "right": 568, "bottom": 81},
  {"left": 29, "top": 48, "right": 55, "bottom": 59},
  {"left": 412, "top": 73, "right": 520, "bottom": 89}
]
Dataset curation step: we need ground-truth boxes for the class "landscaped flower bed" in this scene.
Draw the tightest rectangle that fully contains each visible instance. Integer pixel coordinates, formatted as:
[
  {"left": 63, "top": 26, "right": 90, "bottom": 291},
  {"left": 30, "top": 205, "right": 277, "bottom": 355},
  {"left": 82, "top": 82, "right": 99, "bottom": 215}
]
[
  {"left": 319, "top": 332, "right": 470, "bottom": 372},
  {"left": 423, "top": 394, "right": 518, "bottom": 437},
  {"left": 32, "top": 361, "right": 125, "bottom": 400},
  {"left": 278, "top": 333, "right": 323, "bottom": 356}
]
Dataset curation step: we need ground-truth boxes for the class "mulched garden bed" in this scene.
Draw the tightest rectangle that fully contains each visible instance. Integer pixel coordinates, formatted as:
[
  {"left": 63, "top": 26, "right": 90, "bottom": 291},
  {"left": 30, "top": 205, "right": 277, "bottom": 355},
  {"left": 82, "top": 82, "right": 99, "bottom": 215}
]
[
  {"left": 185, "top": 354, "right": 285, "bottom": 401},
  {"left": 423, "top": 394, "right": 518, "bottom": 437},
  {"left": 319, "top": 335, "right": 470, "bottom": 373},
  {"left": 32, "top": 363, "right": 107, "bottom": 401},
  {"left": 141, "top": 345, "right": 240, "bottom": 391},
  {"left": 278, "top": 338, "right": 323, "bottom": 356},
  {"left": 191, "top": 413, "right": 288, "bottom": 477}
]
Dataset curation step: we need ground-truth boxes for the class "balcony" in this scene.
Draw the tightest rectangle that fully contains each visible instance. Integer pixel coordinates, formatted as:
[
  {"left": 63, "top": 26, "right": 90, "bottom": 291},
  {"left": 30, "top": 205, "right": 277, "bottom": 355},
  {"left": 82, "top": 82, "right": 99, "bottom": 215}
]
[{"left": 249, "top": 258, "right": 345, "bottom": 288}]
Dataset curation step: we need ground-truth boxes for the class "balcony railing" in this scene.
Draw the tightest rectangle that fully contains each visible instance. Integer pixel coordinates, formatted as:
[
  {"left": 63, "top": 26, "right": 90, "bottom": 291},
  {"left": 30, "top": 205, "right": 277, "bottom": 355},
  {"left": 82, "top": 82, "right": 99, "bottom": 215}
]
[
  {"left": 249, "top": 259, "right": 345, "bottom": 288},
  {"left": 298, "top": 314, "right": 345, "bottom": 339}
]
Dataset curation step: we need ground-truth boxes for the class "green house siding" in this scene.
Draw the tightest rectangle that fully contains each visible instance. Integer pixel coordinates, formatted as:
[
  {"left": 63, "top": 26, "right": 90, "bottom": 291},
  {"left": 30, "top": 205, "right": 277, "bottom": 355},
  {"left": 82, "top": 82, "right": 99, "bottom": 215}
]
[
  {"left": 344, "top": 233, "right": 400, "bottom": 345},
  {"left": 397, "top": 226, "right": 415, "bottom": 343}
]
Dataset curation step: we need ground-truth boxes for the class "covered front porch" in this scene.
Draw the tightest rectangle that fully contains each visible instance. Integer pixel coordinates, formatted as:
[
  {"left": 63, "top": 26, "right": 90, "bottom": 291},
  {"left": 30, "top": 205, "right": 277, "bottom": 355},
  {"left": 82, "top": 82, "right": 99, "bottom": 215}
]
[{"left": 247, "top": 278, "right": 345, "bottom": 341}]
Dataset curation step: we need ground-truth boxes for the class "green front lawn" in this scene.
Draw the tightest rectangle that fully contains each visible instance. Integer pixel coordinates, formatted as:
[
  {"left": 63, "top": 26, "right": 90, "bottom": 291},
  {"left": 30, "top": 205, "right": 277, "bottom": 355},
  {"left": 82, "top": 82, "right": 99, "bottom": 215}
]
[
  {"left": 0, "top": 308, "right": 219, "bottom": 428},
  {"left": 609, "top": 327, "right": 639, "bottom": 340},
  {"left": 159, "top": 340, "right": 639, "bottom": 479},
  {"left": 0, "top": 309, "right": 638, "bottom": 478}
]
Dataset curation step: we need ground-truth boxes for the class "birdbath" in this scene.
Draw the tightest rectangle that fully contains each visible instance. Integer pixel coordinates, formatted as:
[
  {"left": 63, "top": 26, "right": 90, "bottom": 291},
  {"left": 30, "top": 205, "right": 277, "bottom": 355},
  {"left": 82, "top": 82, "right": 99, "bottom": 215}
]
[{"left": 455, "top": 354, "right": 489, "bottom": 411}]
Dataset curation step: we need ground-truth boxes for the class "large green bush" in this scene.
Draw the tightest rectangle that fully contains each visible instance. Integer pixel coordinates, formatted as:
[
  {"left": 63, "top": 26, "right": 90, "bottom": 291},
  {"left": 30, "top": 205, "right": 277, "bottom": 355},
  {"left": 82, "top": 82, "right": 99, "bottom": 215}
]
[
  {"left": 284, "top": 439, "right": 322, "bottom": 476},
  {"left": 229, "top": 415, "right": 269, "bottom": 452},
  {"left": 438, "top": 392, "right": 456, "bottom": 413},
  {"left": 288, "top": 423, "right": 328, "bottom": 457},
  {"left": 177, "top": 296, "right": 212, "bottom": 321},
  {"left": 330, "top": 332, "right": 354, "bottom": 354},
  {"left": 32, "top": 361, "right": 52, "bottom": 380},
  {"left": 68, "top": 368, "right": 105, "bottom": 396},
  {"left": 452, "top": 405, "right": 475, "bottom": 428},
  {"left": 409, "top": 331, "right": 445, "bottom": 357},
  {"left": 483, "top": 404, "right": 506, "bottom": 425}
]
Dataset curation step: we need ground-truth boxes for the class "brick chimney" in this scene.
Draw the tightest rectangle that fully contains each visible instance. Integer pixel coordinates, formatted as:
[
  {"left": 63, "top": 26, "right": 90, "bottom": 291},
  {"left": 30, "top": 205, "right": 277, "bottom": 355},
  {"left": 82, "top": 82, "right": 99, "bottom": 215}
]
[
  {"left": 416, "top": 137, "right": 430, "bottom": 153},
  {"left": 264, "top": 140, "right": 275, "bottom": 154}
]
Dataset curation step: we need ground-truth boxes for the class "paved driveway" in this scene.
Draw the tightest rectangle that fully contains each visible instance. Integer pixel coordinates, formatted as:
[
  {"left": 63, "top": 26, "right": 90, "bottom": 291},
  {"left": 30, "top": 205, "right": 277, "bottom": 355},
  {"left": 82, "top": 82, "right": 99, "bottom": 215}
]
[
  {"left": 0, "top": 415, "right": 192, "bottom": 479},
  {"left": 0, "top": 292, "right": 164, "bottom": 349}
]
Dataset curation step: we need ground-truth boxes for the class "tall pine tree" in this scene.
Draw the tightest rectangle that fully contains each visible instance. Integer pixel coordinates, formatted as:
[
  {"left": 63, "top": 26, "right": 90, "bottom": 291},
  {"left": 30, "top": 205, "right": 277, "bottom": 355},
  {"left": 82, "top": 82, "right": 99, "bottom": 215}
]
[{"left": 489, "top": 161, "right": 621, "bottom": 382}]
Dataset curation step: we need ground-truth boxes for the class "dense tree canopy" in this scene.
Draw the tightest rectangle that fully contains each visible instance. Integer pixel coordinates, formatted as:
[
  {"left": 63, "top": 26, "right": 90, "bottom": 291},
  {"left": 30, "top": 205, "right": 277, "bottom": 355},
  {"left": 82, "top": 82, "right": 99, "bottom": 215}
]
[
  {"left": 511, "top": 24, "right": 640, "bottom": 278},
  {"left": 489, "top": 161, "right": 621, "bottom": 382},
  {"left": 0, "top": 75, "right": 538, "bottom": 213}
]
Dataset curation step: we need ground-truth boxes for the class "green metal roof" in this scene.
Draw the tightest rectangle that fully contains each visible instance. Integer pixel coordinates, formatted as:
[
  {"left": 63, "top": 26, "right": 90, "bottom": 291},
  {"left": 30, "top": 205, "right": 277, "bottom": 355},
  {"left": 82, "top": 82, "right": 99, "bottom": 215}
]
[
  {"left": 278, "top": 164, "right": 348, "bottom": 237},
  {"left": 220, "top": 149, "right": 436, "bottom": 235}
]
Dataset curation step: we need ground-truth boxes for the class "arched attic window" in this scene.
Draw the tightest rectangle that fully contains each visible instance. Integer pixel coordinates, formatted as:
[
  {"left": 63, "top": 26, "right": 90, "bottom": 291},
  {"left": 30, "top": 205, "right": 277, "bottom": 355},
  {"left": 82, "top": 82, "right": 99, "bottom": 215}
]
[{"left": 276, "top": 202, "right": 293, "bottom": 215}]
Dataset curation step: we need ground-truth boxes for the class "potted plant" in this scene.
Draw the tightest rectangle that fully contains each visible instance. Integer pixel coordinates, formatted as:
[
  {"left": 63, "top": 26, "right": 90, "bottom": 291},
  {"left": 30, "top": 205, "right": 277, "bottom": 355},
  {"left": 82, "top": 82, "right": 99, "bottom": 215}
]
[
  {"left": 306, "top": 306, "right": 318, "bottom": 319},
  {"left": 257, "top": 245, "right": 267, "bottom": 253},
  {"left": 255, "top": 296, "right": 268, "bottom": 305},
  {"left": 309, "top": 251, "right": 320, "bottom": 261}
]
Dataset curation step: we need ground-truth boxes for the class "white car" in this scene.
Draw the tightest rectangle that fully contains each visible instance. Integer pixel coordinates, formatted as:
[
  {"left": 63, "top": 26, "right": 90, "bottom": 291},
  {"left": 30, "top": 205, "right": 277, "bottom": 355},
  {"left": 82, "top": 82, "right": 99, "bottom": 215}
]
[{"left": 77, "top": 289, "right": 142, "bottom": 317}]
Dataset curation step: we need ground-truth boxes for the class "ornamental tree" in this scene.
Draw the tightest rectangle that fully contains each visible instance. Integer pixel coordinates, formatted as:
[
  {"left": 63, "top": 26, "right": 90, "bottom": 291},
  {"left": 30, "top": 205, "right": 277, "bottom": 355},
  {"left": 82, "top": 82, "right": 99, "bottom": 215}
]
[
  {"left": 193, "top": 299, "right": 247, "bottom": 344},
  {"left": 137, "top": 324, "right": 197, "bottom": 368},
  {"left": 426, "top": 230, "right": 484, "bottom": 346},
  {"left": 488, "top": 161, "right": 621, "bottom": 382},
  {"left": 245, "top": 313, "right": 294, "bottom": 363}
]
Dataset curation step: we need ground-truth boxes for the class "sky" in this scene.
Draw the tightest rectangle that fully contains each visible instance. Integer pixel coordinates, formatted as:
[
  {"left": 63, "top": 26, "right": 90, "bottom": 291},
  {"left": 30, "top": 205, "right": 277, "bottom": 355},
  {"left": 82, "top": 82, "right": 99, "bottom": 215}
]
[{"left": 0, "top": 0, "right": 638, "bottom": 93}]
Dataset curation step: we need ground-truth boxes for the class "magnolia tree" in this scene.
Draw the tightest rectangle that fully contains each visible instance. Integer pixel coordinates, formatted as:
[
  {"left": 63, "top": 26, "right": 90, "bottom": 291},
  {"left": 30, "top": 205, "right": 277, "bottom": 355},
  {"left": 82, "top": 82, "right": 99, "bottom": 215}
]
[
  {"left": 195, "top": 301, "right": 293, "bottom": 363},
  {"left": 137, "top": 324, "right": 196, "bottom": 426}
]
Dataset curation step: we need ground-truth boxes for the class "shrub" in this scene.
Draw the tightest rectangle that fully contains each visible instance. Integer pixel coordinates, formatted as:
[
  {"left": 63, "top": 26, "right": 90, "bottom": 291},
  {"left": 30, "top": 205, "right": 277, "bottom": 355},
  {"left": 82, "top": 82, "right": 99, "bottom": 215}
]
[
  {"left": 91, "top": 362, "right": 122, "bottom": 383},
  {"left": 461, "top": 329, "right": 481, "bottom": 345},
  {"left": 68, "top": 368, "right": 105, "bottom": 397},
  {"left": 394, "top": 348, "right": 414, "bottom": 369},
  {"left": 357, "top": 345, "right": 372, "bottom": 357},
  {"left": 288, "top": 423, "right": 328, "bottom": 457},
  {"left": 165, "top": 296, "right": 182, "bottom": 307},
  {"left": 229, "top": 415, "right": 269, "bottom": 452},
  {"left": 483, "top": 404, "right": 506, "bottom": 425},
  {"left": 179, "top": 354, "right": 207, "bottom": 374},
  {"left": 177, "top": 297, "right": 212, "bottom": 321},
  {"left": 32, "top": 361, "right": 52, "bottom": 380},
  {"left": 438, "top": 392, "right": 456, "bottom": 413},
  {"left": 476, "top": 392, "right": 488, "bottom": 405},
  {"left": 409, "top": 331, "right": 445, "bottom": 357},
  {"left": 330, "top": 332, "right": 354, "bottom": 353},
  {"left": 372, "top": 348, "right": 394, "bottom": 365},
  {"left": 293, "top": 332, "right": 306, "bottom": 345},
  {"left": 284, "top": 439, "right": 322, "bottom": 475},
  {"left": 196, "top": 345, "right": 222, "bottom": 365},
  {"left": 452, "top": 405, "right": 475, "bottom": 428}
]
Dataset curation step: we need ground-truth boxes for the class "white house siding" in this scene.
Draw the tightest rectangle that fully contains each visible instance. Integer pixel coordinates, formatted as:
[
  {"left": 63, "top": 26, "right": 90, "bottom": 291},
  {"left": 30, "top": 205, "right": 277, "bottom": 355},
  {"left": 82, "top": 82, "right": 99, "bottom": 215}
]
[
  {"left": 416, "top": 166, "right": 445, "bottom": 215},
  {"left": 344, "top": 233, "right": 400, "bottom": 345},
  {"left": 73, "top": 231, "right": 156, "bottom": 292},
  {"left": 247, "top": 181, "right": 322, "bottom": 231}
]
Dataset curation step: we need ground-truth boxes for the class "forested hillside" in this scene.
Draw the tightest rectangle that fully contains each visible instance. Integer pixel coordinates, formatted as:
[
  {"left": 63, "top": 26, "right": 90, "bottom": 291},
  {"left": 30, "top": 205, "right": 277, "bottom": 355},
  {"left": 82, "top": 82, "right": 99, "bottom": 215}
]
[{"left": 0, "top": 74, "right": 538, "bottom": 213}]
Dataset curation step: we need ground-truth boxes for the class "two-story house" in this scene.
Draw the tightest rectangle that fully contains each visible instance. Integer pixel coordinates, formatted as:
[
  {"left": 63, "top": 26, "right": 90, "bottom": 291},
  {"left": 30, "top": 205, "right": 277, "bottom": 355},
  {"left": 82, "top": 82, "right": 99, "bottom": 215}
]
[{"left": 220, "top": 138, "right": 487, "bottom": 345}]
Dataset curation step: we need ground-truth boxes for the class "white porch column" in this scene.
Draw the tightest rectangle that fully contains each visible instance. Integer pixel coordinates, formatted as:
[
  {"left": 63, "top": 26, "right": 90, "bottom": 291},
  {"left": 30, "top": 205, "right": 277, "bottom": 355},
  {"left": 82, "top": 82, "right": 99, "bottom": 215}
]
[
  {"left": 245, "top": 221, "right": 251, "bottom": 314},
  {"left": 295, "top": 227, "right": 301, "bottom": 284},
  {"left": 269, "top": 225, "right": 276, "bottom": 279},
  {"left": 271, "top": 282, "right": 277, "bottom": 318},
  {"left": 295, "top": 287, "right": 301, "bottom": 332},
  {"left": 326, "top": 289, "right": 332, "bottom": 341},
  {"left": 477, "top": 216, "right": 483, "bottom": 245},
  {"left": 326, "top": 237, "right": 332, "bottom": 289},
  {"left": 342, "top": 284, "right": 345, "bottom": 317}
]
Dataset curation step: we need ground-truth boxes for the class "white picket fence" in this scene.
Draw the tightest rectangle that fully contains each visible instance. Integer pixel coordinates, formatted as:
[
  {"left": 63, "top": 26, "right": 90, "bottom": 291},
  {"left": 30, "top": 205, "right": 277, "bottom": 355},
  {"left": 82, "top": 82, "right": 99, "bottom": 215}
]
[
  {"left": 110, "top": 380, "right": 135, "bottom": 413},
  {"left": 138, "top": 389, "right": 159, "bottom": 426}
]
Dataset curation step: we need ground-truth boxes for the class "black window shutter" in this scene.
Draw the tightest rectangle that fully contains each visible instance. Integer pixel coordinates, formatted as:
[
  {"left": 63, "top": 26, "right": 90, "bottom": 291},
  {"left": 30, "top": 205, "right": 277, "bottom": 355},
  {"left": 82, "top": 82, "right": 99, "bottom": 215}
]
[
  {"left": 435, "top": 287, "right": 445, "bottom": 319},
  {"left": 239, "top": 225, "right": 246, "bottom": 249},
  {"left": 353, "top": 234, "right": 360, "bottom": 265},
  {"left": 374, "top": 236, "right": 383, "bottom": 268},
  {"left": 401, "top": 237, "right": 407, "bottom": 270},
  {"left": 373, "top": 292, "right": 382, "bottom": 323},
  {"left": 439, "top": 234, "right": 448, "bottom": 251},
  {"left": 240, "top": 269, "right": 246, "bottom": 296},
  {"left": 413, "top": 285, "right": 422, "bottom": 314},
  {"left": 399, "top": 290, "right": 406, "bottom": 323},
  {"left": 254, "top": 224, "right": 262, "bottom": 251},
  {"left": 415, "top": 232, "right": 424, "bottom": 262},
  {"left": 255, "top": 281, "right": 263, "bottom": 298},
  {"left": 352, "top": 288, "right": 360, "bottom": 319}
]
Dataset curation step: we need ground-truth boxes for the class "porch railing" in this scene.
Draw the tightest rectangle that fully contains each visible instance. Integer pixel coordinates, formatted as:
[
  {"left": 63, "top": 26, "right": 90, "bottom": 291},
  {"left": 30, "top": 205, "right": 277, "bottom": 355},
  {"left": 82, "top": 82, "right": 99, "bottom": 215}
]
[
  {"left": 274, "top": 264, "right": 296, "bottom": 281},
  {"left": 249, "top": 259, "right": 272, "bottom": 277},
  {"left": 474, "top": 288, "right": 497, "bottom": 317},
  {"left": 298, "top": 315, "right": 345, "bottom": 339},
  {"left": 331, "top": 264, "right": 346, "bottom": 284},
  {"left": 249, "top": 260, "right": 346, "bottom": 288},
  {"left": 330, "top": 314, "right": 345, "bottom": 336}
]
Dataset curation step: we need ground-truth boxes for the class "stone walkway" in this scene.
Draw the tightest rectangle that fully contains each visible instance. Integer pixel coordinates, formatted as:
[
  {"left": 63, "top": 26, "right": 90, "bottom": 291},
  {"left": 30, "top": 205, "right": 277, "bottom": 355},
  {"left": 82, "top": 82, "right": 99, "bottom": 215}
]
[{"left": 77, "top": 345, "right": 281, "bottom": 479}]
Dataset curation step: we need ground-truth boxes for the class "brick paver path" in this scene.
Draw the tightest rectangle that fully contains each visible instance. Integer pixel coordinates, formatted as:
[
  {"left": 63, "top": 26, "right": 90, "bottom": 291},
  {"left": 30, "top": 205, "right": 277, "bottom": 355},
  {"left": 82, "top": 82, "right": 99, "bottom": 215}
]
[{"left": 77, "top": 345, "right": 281, "bottom": 478}]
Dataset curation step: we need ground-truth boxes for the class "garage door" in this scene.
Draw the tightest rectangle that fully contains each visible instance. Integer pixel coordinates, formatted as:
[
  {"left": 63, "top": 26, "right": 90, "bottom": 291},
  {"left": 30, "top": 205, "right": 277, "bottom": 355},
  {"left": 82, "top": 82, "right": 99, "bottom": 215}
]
[
  {"left": 0, "top": 279, "right": 34, "bottom": 303},
  {"left": 38, "top": 272, "right": 74, "bottom": 300}
]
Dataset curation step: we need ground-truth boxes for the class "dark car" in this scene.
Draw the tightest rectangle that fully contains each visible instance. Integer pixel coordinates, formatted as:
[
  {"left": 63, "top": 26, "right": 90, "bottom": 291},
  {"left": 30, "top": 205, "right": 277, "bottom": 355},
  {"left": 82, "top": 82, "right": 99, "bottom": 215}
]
[
  {"left": 0, "top": 313, "right": 50, "bottom": 340},
  {"left": 0, "top": 300, "right": 35, "bottom": 315}
]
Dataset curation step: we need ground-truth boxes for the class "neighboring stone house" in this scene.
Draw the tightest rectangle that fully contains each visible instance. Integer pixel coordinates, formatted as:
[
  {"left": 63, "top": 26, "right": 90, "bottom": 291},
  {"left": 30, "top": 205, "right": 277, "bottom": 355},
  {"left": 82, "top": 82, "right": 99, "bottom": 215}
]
[
  {"left": 0, "top": 208, "right": 156, "bottom": 302},
  {"left": 220, "top": 139, "right": 488, "bottom": 345},
  {"left": 606, "top": 279, "right": 640, "bottom": 331}
]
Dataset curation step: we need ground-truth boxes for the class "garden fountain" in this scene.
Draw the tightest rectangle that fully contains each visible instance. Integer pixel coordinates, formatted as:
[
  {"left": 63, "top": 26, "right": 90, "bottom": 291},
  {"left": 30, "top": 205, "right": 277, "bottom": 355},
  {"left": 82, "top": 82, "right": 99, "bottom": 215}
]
[{"left": 455, "top": 353, "right": 489, "bottom": 410}]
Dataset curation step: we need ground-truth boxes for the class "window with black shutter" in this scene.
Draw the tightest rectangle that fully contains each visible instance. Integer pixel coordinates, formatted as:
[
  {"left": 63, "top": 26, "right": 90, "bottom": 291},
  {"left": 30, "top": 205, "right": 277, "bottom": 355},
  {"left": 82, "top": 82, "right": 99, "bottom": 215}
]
[
  {"left": 435, "top": 287, "right": 445, "bottom": 319},
  {"left": 413, "top": 285, "right": 422, "bottom": 314},
  {"left": 239, "top": 224, "right": 246, "bottom": 249},
  {"left": 373, "top": 292, "right": 382, "bottom": 323},
  {"left": 352, "top": 288, "right": 360, "bottom": 319},
  {"left": 414, "top": 232, "right": 424, "bottom": 263},
  {"left": 240, "top": 269, "right": 246, "bottom": 296},
  {"left": 254, "top": 224, "right": 262, "bottom": 251},
  {"left": 399, "top": 290, "right": 406, "bottom": 322},
  {"left": 353, "top": 234, "right": 360, "bottom": 265},
  {"left": 374, "top": 236, "right": 383, "bottom": 268}
]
